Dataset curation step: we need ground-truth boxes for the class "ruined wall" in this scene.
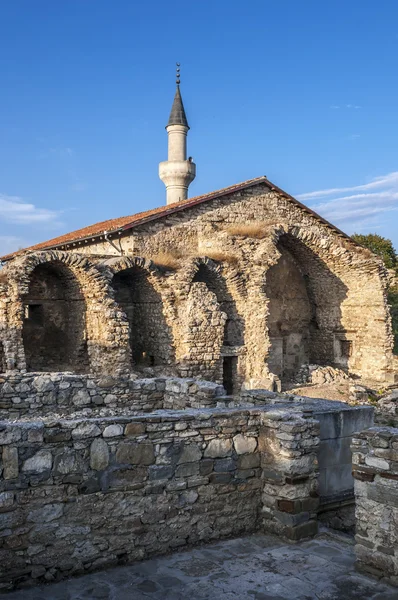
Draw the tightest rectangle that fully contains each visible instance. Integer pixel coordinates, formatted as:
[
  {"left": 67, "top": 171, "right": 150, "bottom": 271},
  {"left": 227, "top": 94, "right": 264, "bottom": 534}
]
[
  {"left": 1, "top": 252, "right": 131, "bottom": 376},
  {"left": 112, "top": 266, "right": 174, "bottom": 367},
  {"left": 352, "top": 426, "right": 398, "bottom": 586},
  {"left": 0, "top": 408, "right": 265, "bottom": 590},
  {"left": 0, "top": 184, "right": 393, "bottom": 384},
  {"left": 0, "top": 392, "right": 374, "bottom": 590},
  {"left": 0, "top": 374, "right": 225, "bottom": 419},
  {"left": 265, "top": 244, "right": 312, "bottom": 379},
  {"left": 22, "top": 261, "right": 89, "bottom": 373}
]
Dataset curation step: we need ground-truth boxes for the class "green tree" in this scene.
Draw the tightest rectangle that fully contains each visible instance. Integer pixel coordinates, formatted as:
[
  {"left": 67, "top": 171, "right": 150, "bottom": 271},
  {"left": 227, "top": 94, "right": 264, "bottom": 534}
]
[
  {"left": 351, "top": 233, "right": 397, "bottom": 269},
  {"left": 352, "top": 233, "right": 398, "bottom": 354}
]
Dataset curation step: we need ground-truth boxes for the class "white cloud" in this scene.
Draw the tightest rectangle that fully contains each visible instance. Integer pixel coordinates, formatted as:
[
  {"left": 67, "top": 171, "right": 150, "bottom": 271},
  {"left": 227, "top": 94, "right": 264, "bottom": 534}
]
[
  {"left": 297, "top": 172, "right": 398, "bottom": 233},
  {"left": 0, "top": 193, "right": 62, "bottom": 226}
]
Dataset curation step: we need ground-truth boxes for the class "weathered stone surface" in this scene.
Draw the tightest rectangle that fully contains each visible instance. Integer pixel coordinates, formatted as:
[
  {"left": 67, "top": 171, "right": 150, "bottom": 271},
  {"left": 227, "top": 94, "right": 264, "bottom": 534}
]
[
  {"left": 365, "top": 455, "right": 390, "bottom": 470},
  {"left": 2, "top": 446, "right": 19, "bottom": 479},
  {"left": 71, "top": 389, "right": 91, "bottom": 406},
  {"left": 233, "top": 434, "right": 257, "bottom": 454},
  {"left": 28, "top": 504, "right": 64, "bottom": 524},
  {"left": 0, "top": 491, "right": 14, "bottom": 512},
  {"left": 352, "top": 426, "right": 398, "bottom": 584},
  {"left": 102, "top": 424, "right": 123, "bottom": 438},
  {"left": 116, "top": 442, "right": 155, "bottom": 465},
  {"left": 204, "top": 439, "right": 232, "bottom": 458},
  {"left": 178, "top": 444, "right": 202, "bottom": 463},
  {"left": 124, "top": 422, "right": 146, "bottom": 436},
  {"left": 72, "top": 423, "right": 101, "bottom": 439},
  {"left": 22, "top": 450, "right": 52, "bottom": 473},
  {"left": 90, "top": 438, "right": 109, "bottom": 471}
]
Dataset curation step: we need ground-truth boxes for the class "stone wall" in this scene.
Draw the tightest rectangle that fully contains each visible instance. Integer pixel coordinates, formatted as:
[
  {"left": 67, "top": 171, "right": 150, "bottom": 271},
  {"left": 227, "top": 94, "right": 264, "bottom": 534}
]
[
  {"left": 352, "top": 426, "right": 398, "bottom": 586},
  {"left": 0, "top": 183, "right": 394, "bottom": 386},
  {"left": 0, "top": 407, "right": 265, "bottom": 590},
  {"left": 0, "top": 397, "right": 373, "bottom": 590},
  {"left": 0, "top": 374, "right": 225, "bottom": 419}
]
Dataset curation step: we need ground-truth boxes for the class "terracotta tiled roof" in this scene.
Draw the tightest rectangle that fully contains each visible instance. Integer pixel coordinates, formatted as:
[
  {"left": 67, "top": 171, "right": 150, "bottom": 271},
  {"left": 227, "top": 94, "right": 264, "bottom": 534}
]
[{"left": 0, "top": 176, "right": 351, "bottom": 262}]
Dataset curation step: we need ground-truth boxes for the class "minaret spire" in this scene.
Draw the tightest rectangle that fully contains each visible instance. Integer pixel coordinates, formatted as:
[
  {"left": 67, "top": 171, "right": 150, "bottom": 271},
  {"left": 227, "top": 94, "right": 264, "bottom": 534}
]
[{"left": 159, "top": 64, "right": 196, "bottom": 205}]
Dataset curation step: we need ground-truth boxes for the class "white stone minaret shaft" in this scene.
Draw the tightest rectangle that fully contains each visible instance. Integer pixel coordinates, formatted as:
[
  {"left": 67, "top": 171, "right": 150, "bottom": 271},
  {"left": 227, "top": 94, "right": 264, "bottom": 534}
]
[{"left": 159, "top": 71, "right": 196, "bottom": 205}]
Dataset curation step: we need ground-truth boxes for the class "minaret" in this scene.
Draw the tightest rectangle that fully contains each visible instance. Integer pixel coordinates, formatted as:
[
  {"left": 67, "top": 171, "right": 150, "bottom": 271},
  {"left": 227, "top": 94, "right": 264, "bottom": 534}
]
[{"left": 159, "top": 64, "right": 196, "bottom": 205}]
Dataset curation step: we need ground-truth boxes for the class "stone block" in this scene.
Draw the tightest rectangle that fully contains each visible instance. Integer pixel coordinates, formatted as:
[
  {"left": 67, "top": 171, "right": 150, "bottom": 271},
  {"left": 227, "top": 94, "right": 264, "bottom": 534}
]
[
  {"left": 28, "top": 504, "right": 64, "bottom": 523},
  {"left": 238, "top": 453, "right": 260, "bottom": 469},
  {"left": 0, "top": 428, "right": 21, "bottom": 445},
  {"left": 0, "top": 491, "right": 14, "bottom": 513},
  {"left": 90, "top": 438, "right": 109, "bottom": 471},
  {"left": 209, "top": 472, "right": 232, "bottom": 484},
  {"left": 368, "top": 483, "right": 398, "bottom": 507},
  {"left": 103, "top": 424, "right": 123, "bottom": 438},
  {"left": 148, "top": 465, "right": 174, "bottom": 481},
  {"left": 175, "top": 462, "right": 199, "bottom": 478},
  {"left": 214, "top": 458, "right": 236, "bottom": 472},
  {"left": 233, "top": 434, "right": 257, "bottom": 454},
  {"left": 283, "top": 519, "right": 318, "bottom": 541},
  {"left": 204, "top": 438, "right": 232, "bottom": 458},
  {"left": 365, "top": 456, "right": 390, "bottom": 470},
  {"left": 116, "top": 442, "right": 155, "bottom": 466},
  {"left": 178, "top": 444, "right": 202, "bottom": 463},
  {"left": 124, "top": 422, "right": 146, "bottom": 436},
  {"left": 199, "top": 458, "right": 214, "bottom": 475},
  {"left": 22, "top": 450, "right": 52, "bottom": 473},
  {"left": 2, "top": 446, "right": 18, "bottom": 479},
  {"left": 72, "top": 423, "right": 101, "bottom": 439}
]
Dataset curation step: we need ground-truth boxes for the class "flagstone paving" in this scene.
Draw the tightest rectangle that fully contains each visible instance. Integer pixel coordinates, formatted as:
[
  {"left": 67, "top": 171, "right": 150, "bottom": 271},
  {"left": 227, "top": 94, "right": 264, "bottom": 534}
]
[{"left": 5, "top": 532, "right": 397, "bottom": 600}]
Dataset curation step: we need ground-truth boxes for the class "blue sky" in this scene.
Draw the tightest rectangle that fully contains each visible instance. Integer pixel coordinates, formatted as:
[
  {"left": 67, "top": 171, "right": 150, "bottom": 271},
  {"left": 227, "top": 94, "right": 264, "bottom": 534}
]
[{"left": 1, "top": 0, "right": 398, "bottom": 256}]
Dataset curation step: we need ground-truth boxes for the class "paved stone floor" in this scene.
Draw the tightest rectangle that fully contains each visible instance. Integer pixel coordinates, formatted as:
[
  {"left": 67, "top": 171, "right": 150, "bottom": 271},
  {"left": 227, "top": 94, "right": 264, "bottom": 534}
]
[{"left": 5, "top": 532, "right": 397, "bottom": 600}]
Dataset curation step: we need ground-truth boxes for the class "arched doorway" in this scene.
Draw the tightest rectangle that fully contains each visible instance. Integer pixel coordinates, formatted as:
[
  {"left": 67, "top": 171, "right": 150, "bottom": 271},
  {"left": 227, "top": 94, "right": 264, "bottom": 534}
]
[
  {"left": 22, "top": 261, "right": 89, "bottom": 372},
  {"left": 193, "top": 263, "right": 244, "bottom": 394},
  {"left": 112, "top": 267, "right": 174, "bottom": 367},
  {"left": 265, "top": 246, "right": 312, "bottom": 380},
  {"left": 265, "top": 234, "right": 348, "bottom": 382}
]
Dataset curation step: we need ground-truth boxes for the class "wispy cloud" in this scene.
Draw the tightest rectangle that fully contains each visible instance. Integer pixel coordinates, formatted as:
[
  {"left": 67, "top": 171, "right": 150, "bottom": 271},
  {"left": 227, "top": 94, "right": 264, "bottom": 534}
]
[
  {"left": 297, "top": 172, "right": 398, "bottom": 233},
  {"left": 330, "top": 104, "right": 361, "bottom": 110},
  {"left": 0, "top": 193, "right": 63, "bottom": 226}
]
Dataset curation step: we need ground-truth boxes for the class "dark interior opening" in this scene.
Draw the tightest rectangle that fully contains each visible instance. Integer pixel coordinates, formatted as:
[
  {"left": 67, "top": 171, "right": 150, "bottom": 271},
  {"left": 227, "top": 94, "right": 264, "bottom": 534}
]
[{"left": 223, "top": 356, "right": 237, "bottom": 395}]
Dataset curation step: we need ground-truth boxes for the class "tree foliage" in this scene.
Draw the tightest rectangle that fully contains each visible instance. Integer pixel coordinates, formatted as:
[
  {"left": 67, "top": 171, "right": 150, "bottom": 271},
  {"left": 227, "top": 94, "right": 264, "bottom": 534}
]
[
  {"left": 351, "top": 233, "right": 397, "bottom": 270},
  {"left": 352, "top": 233, "right": 398, "bottom": 353}
]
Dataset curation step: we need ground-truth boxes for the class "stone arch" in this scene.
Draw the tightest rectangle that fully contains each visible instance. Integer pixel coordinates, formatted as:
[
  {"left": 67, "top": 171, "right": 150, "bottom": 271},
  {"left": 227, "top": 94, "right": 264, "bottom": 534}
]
[
  {"left": 104, "top": 256, "right": 175, "bottom": 367},
  {"left": 182, "top": 257, "right": 245, "bottom": 394},
  {"left": 22, "top": 260, "right": 89, "bottom": 372},
  {"left": 10, "top": 251, "right": 130, "bottom": 374},
  {"left": 264, "top": 229, "right": 349, "bottom": 381}
]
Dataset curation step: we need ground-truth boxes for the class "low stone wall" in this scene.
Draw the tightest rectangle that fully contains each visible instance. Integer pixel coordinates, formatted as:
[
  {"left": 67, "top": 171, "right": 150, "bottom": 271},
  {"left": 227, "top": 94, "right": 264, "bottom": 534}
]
[
  {"left": 0, "top": 403, "right": 328, "bottom": 590},
  {"left": 0, "top": 374, "right": 225, "bottom": 419},
  {"left": 352, "top": 426, "right": 398, "bottom": 586}
]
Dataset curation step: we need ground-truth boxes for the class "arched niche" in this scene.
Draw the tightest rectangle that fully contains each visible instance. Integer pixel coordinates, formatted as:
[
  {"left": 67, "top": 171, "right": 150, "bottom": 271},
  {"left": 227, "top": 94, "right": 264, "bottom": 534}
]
[
  {"left": 193, "top": 263, "right": 244, "bottom": 347},
  {"left": 192, "top": 261, "right": 244, "bottom": 394},
  {"left": 111, "top": 266, "right": 174, "bottom": 367},
  {"left": 265, "top": 234, "right": 348, "bottom": 381},
  {"left": 22, "top": 261, "right": 89, "bottom": 372}
]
